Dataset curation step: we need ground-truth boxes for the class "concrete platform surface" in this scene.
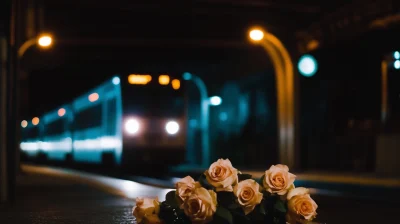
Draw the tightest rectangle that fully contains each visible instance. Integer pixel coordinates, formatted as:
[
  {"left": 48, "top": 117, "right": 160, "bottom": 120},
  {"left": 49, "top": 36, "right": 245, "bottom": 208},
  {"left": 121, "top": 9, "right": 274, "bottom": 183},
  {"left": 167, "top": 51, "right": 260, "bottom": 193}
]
[
  {"left": 0, "top": 165, "right": 172, "bottom": 224},
  {"left": 0, "top": 173, "right": 135, "bottom": 224},
  {"left": 0, "top": 165, "right": 398, "bottom": 224}
]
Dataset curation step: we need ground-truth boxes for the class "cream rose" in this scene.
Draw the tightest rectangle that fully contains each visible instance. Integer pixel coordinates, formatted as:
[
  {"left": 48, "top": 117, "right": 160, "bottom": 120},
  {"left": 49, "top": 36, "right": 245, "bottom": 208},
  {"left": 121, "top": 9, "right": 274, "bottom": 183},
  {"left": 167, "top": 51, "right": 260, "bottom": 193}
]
[
  {"left": 263, "top": 164, "right": 296, "bottom": 195},
  {"left": 205, "top": 158, "right": 238, "bottom": 192},
  {"left": 183, "top": 187, "right": 217, "bottom": 224},
  {"left": 286, "top": 187, "right": 318, "bottom": 223},
  {"left": 175, "top": 176, "right": 201, "bottom": 208},
  {"left": 132, "top": 197, "right": 161, "bottom": 224},
  {"left": 233, "top": 179, "right": 263, "bottom": 215}
]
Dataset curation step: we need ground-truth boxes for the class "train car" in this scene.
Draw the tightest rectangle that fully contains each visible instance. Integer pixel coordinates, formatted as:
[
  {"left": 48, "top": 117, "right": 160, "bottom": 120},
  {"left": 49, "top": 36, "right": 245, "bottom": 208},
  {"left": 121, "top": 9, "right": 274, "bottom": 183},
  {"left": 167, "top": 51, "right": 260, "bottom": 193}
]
[
  {"left": 20, "top": 117, "right": 43, "bottom": 159},
  {"left": 20, "top": 74, "right": 186, "bottom": 169},
  {"left": 120, "top": 74, "right": 186, "bottom": 168},
  {"left": 40, "top": 104, "right": 73, "bottom": 162},
  {"left": 70, "top": 76, "right": 123, "bottom": 165}
]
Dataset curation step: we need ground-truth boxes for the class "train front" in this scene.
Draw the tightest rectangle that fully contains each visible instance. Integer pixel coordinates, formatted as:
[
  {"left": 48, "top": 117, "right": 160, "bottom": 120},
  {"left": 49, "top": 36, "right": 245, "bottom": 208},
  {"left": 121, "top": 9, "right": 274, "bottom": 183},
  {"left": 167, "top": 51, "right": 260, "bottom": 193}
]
[{"left": 120, "top": 74, "right": 186, "bottom": 168}]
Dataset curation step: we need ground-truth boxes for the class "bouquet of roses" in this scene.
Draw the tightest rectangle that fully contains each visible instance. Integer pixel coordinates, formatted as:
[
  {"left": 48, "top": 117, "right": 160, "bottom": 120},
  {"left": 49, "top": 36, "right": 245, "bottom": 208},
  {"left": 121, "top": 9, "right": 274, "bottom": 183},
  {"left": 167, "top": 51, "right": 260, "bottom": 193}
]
[{"left": 132, "top": 159, "right": 318, "bottom": 224}]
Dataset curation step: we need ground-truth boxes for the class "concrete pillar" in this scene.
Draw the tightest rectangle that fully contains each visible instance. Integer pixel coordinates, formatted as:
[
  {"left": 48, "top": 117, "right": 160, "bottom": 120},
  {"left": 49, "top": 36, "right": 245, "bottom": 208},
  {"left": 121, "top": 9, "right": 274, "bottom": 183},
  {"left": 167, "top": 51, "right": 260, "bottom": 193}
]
[{"left": 0, "top": 37, "right": 8, "bottom": 203}]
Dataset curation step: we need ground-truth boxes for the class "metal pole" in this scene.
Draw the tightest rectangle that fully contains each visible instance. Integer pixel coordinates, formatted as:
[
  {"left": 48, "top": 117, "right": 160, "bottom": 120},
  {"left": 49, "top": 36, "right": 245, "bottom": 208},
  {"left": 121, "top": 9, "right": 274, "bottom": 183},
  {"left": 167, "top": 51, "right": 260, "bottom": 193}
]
[
  {"left": 0, "top": 37, "right": 8, "bottom": 203},
  {"left": 192, "top": 76, "right": 209, "bottom": 168},
  {"left": 254, "top": 31, "right": 296, "bottom": 168},
  {"left": 381, "top": 60, "right": 388, "bottom": 125},
  {"left": 5, "top": 0, "right": 19, "bottom": 202}
]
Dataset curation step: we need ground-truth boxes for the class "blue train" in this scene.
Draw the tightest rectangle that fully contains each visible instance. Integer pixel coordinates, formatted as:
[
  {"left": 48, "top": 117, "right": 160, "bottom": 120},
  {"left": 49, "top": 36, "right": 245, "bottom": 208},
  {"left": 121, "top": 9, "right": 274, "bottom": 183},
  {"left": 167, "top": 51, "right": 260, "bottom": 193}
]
[{"left": 20, "top": 74, "right": 186, "bottom": 168}]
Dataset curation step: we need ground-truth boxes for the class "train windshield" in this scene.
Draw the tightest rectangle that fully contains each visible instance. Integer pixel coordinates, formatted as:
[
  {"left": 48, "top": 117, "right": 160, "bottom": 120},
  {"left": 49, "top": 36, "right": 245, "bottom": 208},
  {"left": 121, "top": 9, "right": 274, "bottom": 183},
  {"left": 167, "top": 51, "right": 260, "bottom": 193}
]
[{"left": 121, "top": 78, "right": 185, "bottom": 118}]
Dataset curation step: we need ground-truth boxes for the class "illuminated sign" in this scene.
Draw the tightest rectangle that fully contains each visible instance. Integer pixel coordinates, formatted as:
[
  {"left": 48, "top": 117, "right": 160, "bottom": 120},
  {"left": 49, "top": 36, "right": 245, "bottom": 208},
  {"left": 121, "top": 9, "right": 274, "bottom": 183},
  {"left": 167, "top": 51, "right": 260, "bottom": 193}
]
[{"left": 128, "top": 74, "right": 152, "bottom": 85}]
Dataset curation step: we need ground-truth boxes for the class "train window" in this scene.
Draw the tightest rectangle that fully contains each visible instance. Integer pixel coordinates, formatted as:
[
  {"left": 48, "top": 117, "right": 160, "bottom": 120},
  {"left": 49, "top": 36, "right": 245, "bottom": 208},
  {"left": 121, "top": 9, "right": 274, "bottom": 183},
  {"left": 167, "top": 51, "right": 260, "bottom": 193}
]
[
  {"left": 45, "top": 119, "right": 65, "bottom": 136},
  {"left": 73, "top": 104, "right": 103, "bottom": 130},
  {"left": 106, "top": 98, "right": 117, "bottom": 135},
  {"left": 23, "top": 127, "right": 39, "bottom": 139}
]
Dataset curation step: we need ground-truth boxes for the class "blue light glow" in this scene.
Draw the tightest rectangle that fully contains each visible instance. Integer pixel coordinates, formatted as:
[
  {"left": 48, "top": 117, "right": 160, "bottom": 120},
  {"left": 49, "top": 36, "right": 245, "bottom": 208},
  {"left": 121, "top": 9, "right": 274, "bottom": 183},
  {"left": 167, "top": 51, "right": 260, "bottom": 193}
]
[
  {"left": 112, "top": 76, "right": 120, "bottom": 85},
  {"left": 298, "top": 54, "right": 318, "bottom": 77},
  {"left": 219, "top": 112, "right": 228, "bottom": 121},
  {"left": 394, "top": 51, "right": 400, "bottom": 60},
  {"left": 165, "top": 121, "right": 179, "bottom": 135},
  {"left": 182, "top": 72, "right": 192, "bottom": 80},
  {"left": 395, "top": 60, "right": 400, "bottom": 69},
  {"left": 209, "top": 96, "right": 222, "bottom": 106}
]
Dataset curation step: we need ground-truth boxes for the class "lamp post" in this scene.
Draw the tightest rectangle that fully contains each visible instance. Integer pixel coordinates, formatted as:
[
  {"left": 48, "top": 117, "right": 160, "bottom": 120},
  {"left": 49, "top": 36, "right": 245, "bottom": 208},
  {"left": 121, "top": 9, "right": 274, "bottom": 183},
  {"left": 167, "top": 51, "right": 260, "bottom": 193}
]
[
  {"left": 18, "top": 34, "right": 53, "bottom": 58},
  {"left": 381, "top": 52, "right": 400, "bottom": 126},
  {"left": 0, "top": 37, "right": 8, "bottom": 203},
  {"left": 15, "top": 34, "right": 53, "bottom": 172},
  {"left": 183, "top": 72, "right": 210, "bottom": 168},
  {"left": 248, "top": 27, "right": 297, "bottom": 168}
]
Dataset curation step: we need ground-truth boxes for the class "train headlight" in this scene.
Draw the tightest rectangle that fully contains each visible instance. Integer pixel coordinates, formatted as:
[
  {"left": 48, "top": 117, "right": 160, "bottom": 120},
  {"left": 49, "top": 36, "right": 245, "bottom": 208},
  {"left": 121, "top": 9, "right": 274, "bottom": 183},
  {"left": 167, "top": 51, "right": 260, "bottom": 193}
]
[
  {"left": 125, "top": 119, "right": 140, "bottom": 134},
  {"left": 165, "top": 121, "right": 179, "bottom": 135}
]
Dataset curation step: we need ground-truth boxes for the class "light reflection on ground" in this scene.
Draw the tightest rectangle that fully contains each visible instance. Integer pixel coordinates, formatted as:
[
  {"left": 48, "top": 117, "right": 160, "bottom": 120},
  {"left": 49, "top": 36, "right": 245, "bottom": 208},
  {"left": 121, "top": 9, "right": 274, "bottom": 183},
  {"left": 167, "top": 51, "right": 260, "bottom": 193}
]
[{"left": 22, "top": 165, "right": 174, "bottom": 201}]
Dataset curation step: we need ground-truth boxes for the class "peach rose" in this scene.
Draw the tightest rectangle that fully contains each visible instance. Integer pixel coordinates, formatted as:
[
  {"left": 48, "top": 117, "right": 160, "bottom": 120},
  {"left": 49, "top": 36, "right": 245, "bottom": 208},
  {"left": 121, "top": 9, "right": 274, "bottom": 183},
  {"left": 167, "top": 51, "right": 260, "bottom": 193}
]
[
  {"left": 183, "top": 187, "right": 217, "bottom": 224},
  {"left": 263, "top": 164, "right": 296, "bottom": 195},
  {"left": 205, "top": 159, "right": 238, "bottom": 192},
  {"left": 233, "top": 179, "right": 263, "bottom": 215},
  {"left": 175, "top": 176, "right": 201, "bottom": 208},
  {"left": 286, "top": 187, "right": 318, "bottom": 223},
  {"left": 132, "top": 197, "right": 160, "bottom": 224}
]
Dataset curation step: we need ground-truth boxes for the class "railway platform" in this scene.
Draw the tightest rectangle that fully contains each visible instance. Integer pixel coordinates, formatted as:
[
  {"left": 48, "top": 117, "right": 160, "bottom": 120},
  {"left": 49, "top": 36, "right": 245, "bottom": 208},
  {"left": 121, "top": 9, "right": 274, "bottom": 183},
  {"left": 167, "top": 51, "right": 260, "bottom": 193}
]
[
  {"left": 0, "top": 165, "right": 172, "bottom": 224},
  {"left": 0, "top": 164, "right": 398, "bottom": 223}
]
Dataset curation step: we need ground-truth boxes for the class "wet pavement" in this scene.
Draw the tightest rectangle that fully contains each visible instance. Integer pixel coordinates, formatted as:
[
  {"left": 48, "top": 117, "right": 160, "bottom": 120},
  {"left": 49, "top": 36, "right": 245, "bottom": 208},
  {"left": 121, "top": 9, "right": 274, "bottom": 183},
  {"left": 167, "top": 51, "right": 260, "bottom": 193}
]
[
  {"left": 0, "top": 172, "right": 136, "bottom": 224},
  {"left": 0, "top": 165, "right": 399, "bottom": 224}
]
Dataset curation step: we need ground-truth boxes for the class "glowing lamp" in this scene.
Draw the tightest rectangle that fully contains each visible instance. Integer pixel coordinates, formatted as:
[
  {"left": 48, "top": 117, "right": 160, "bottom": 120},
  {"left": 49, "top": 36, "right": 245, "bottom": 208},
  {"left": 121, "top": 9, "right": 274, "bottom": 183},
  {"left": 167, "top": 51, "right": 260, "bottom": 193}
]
[
  {"left": 249, "top": 29, "right": 264, "bottom": 41},
  {"left": 32, "top": 117, "right": 40, "bottom": 125},
  {"left": 112, "top": 76, "right": 120, "bottom": 85},
  {"left": 58, "top": 108, "right": 66, "bottom": 117},
  {"left": 37, "top": 35, "right": 52, "bottom": 47},
  {"left": 394, "top": 51, "right": 400, "bottom": 60},
  {"left": 182, "top": 72, "right": 192, "bottom": 80},
  {"left": 209, "top": 96, "right": 222, "bottom": 106},
  {"left": 395, "top": 60, "right": 400, "bottom": 70},
  {"left": 21, "top": 120, "right": 28, "bottom": 128},
  {"left": 165, "top": 121, "right": 179, "bottom": 135},
  {"left": 298, "top": 54, "right": 318, "bottom": 77},
  {"left": 88, "top": 93, "right": 99, "bottom": 102}
]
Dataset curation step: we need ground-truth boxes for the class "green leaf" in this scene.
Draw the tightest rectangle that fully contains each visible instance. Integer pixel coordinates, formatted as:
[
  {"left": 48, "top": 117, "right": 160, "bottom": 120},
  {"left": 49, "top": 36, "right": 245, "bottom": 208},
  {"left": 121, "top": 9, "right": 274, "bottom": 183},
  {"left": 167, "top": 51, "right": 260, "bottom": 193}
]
[
  {"left": 259, "top": 201, "right": 267, "bottom": 215},
  {"left": 274, "top": 200, "right": 287, "bottom": 213},
  {"left": 228, "top": 203, "right": 240, "bottom": 210},
  {"left": 165, "top": 190, "right": 179, "bottom": 209},
  {"left": 198, "top": 174, "right": 214, "bottom": 190},
  {"left": 217, "top": 191, "right": 236, "bottom": 208},
  {"left": 238, "top": 173, "right": 252, "bottom": 181},
  {"left": 257, "top": 174, "right": 265, "bottom": 186},
  {"left": 159, "top": 201, "right": 188, "bottom": 224},
  {"left": 215, "top": 206, "right": 233, "bottom": 224}
]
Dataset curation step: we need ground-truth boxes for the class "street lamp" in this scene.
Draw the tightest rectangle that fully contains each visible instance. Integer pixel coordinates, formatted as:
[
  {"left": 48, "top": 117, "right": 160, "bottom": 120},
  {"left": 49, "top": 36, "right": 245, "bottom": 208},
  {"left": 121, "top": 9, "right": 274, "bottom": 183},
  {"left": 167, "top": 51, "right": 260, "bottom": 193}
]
[
  {"left": 14, "top": 33, "right": 53, "bottom": 174},
  {"left": 209, "top": 96, "right": 222, "bottom": 106},
  {"left": 298, "top": 54, "right": 318, "bottom": 77},
  {"left": 381, "top": 52, "right": 400, "bottom": 124},
  {"left": 18, "top": 33, "right": 53, "bottom": 58},
  {"left": 248, "top": 27, "right": 296, "bottom": 168},
  {"left": 182, "top": 72, "right": 210, "bottom": 168}
]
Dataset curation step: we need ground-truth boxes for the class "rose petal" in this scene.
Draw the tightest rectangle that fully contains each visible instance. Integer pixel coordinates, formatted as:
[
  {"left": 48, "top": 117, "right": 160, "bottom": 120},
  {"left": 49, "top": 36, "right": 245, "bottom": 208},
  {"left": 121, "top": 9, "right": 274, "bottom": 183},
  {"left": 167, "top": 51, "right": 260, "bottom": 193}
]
[{"left": 287, "top": 187, "right": 309, "bottom": 200}]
